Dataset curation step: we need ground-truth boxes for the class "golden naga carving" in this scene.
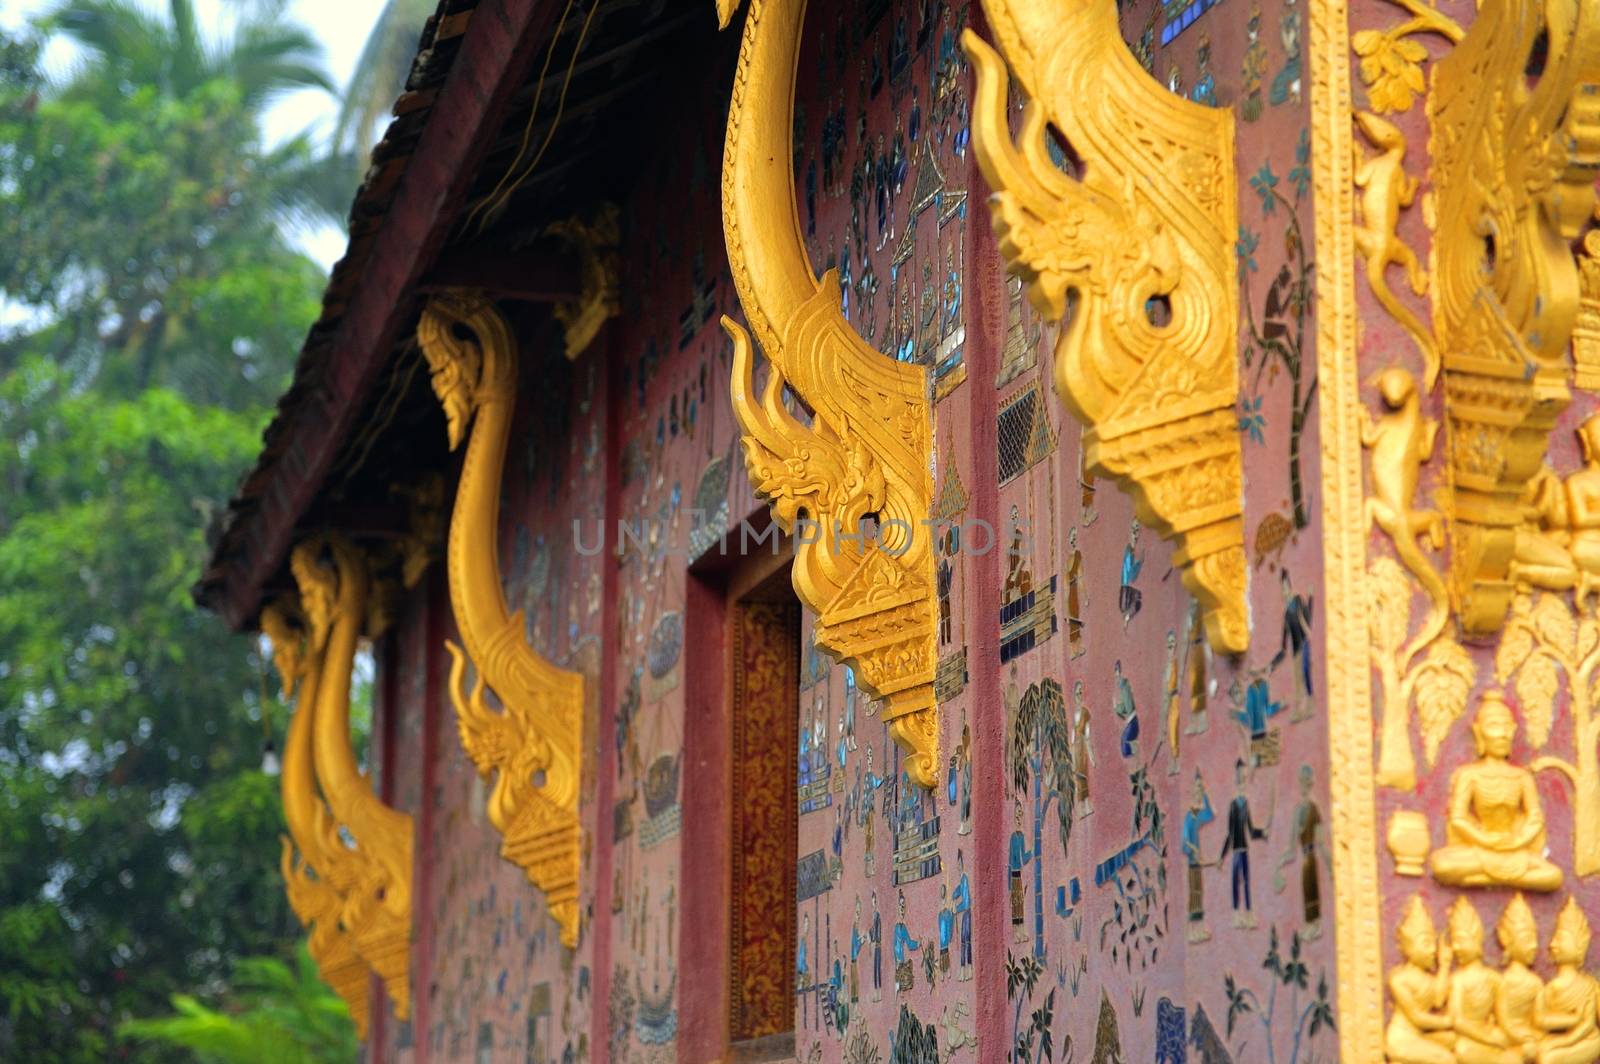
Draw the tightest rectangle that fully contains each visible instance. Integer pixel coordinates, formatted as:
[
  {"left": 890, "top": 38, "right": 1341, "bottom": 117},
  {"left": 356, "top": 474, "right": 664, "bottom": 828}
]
[
  {"left": 714, "top": 0, "right": 940, "bottom": 784},
  {"left": 418, "top": 293, "right": 585, "bottom": 945},
  {"left": 298, "top": 536, "right": 414, "bottom": 1018},
  {"left": 1432, "top": 691, "right": 1562, "bottom": 892},
  {"left": 1362, "top": 367, "right": 1474, "bottom": 791},
  {"left": 960, "top": 0, "right": 1247, "bottom": 655},
  {"left": 546, "top": 204, "right": 621, "bottom": 359},
  {"left": 1429, "top": 0, "right": 1600, "bottom": 635},
  {"left": 261, "top": 597, "right": 372, "bottom": 1038}
]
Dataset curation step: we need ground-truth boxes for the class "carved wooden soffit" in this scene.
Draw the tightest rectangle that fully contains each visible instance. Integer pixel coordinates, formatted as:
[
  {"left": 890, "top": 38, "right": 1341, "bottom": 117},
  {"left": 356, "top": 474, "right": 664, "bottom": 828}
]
[
  {"left": 260, "top": 595, "right": 372, "bottom": 1039},
  {"left": 961, "top": 1, "right": 1248, "bottom": 656},
  {"left": 294, "top": 535, "right": 414, "bottom": 1019},
  {"left": 715, "top": 0, "right": 940, "bottom": 788},
  {"left": 546, "top": 203, "right": 622, "bottom": 359},
  {"left": 1430, "top": 0, "right": 1600, "bottom": 635},
  {"left": 417, "top": 293, "right": 585, "bottom": 947}
]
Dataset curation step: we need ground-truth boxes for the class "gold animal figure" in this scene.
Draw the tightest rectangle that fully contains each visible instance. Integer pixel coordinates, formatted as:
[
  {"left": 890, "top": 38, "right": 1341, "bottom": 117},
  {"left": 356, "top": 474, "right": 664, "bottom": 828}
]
[
  {"left": 1361, "top": 366, "right": 1446, "bottom": 617},
  {"left": 1353, "top": 111, "right": 1436, "bottom": 388}
]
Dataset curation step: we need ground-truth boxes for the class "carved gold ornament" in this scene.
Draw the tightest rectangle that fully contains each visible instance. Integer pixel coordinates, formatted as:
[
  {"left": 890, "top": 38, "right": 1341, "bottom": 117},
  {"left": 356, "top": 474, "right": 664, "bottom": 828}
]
[
  {"left": 1385, "top": 893, "right": 1600, "bottom": 1064},
  {"left": 547, "top": 204, "right": 622, "bottom": 359},
  {"left": 418, "top": 293, "right": 585, "bottom": 946},
  {"left": 261, "top": 597, "right": 372, "bottom": 1038},
  {"left": 961, "top": 0, "right": 1247, "bottom": 655},
  {"left": 1429, "top": 0, "right": 1600, "bottom": 635},
  {"left": 298, "top": 536, "right": 414, "bottom": 1018},
  {"left": 714, "top": 0, "right": 939, "bottom": 785}
]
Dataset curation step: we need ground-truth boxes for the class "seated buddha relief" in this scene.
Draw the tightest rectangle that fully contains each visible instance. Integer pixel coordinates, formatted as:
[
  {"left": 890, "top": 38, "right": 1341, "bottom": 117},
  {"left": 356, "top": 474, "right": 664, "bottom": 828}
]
[{"left": 1431, "top": 692, "right": 1562, "bottom": 893}]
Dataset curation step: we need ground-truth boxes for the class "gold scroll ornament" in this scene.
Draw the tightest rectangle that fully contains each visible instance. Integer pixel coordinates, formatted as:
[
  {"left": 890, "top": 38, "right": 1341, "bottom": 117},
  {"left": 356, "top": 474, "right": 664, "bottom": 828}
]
[
  {"left": 261, "top": 594, "right": 373, "bottom": 1038},
  {"left": 297, "top": 536, "right": 414, "bottom": 1019},
  {"left": 961, "top": 0, "right": 1248, "bottom": 655},
  {"left": 418, "top": 293, "right": 585, "bottom": 946},
  {"left": 714, "top": 0, "right": 940, "bottom": 785},
  {"left": 1430, "top": 0, "right": 1600, "bottom": 636}
]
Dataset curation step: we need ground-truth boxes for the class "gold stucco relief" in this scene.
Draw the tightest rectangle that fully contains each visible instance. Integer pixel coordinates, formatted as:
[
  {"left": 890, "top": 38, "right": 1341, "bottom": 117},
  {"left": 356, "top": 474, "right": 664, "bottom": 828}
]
[
  {"left": 714, "top": 0, "right": 939, "bottom": 785},
  {"left": 419, "top": 293, "right": 585, "bottom": 947},
  {"left": 960, "top": 0, "right": 1248, "bottom": 656}
]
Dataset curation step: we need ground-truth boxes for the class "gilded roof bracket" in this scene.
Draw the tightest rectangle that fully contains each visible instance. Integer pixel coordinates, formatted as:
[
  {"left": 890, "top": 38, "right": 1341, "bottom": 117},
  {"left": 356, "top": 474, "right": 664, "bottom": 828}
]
[
  {"left": 961, "top": 1, "right": 1248, "bottom": 656},
  {"left": 1429, "top": 0, "right": 1600, "bottom": 635},
  {"left": 547, "top": 204, "right": 622, "bottom": 359},
  {"left": 714, "top": 0, "right": 940, "bottom": 787},
  {"left": 298, "top": 535, "right": 414, "bottom": 1019},
  {"left": 262, "top": 592, "right": 373, "bottom": 1039},
  {"left": 418, "top": 293, "right": 585, "bottom": 946}
]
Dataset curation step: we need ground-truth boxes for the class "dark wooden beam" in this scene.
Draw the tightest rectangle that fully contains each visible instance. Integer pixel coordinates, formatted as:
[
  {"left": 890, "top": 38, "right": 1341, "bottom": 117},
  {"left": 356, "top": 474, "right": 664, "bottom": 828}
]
[{"left": 418, "top": 239, "right": 580, "bottom": 301}]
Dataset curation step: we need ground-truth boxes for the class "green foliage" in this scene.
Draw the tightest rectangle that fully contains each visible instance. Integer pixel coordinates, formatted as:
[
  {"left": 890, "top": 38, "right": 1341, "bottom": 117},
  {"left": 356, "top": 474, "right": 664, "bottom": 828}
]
[
  {"left": 0, "top": 4, "right": 348, "bottom": 1059},
  {"left": 118, "top": 946, "right": 358, "bottom": 1064}
]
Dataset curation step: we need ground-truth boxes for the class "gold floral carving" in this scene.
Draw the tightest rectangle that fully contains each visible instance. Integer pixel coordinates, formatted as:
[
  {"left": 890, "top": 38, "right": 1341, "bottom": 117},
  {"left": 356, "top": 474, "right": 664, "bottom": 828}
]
[
  {"left": 546, "top": 204, "right": 621, "bottom": 359},
  {"left": 714, "top": 0, "right": 939, "bottom": 785},
  {"left": 960, "top": 0, "right": 1248, "bottom": 655},
  {"left": 261, "top": 596, "right": 372, "bottom": 1038},
  {"left": 418, "top": 293, "right": 585, "bottom": 945},
  {"left": 299, "top": 536, "right": 413, "bottom": 1018},
  {"left": 1577, "top": 232, "right": 1600, "bottom": 390},
  {"left": 1429, "top": 0, "right": 1600, "bottom": 635},
  {"left": 1361, "top": 366, "right": 1473, "bottom": 790}
]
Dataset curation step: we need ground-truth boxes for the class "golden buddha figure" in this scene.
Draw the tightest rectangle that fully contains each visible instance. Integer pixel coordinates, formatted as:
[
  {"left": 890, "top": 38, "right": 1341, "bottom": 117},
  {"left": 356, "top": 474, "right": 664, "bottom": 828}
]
[
  {"left": 1561, "top": 414, "right": 1600, "bottom": 606},
  {"left": 1447, "top": 897, "right": 1521, "bottom": 1064},
  {"left": 1387, "top": 895, "right": 1457, "bottom": 1064},
  {"left": 1497, "top": 894, "right": 1546, "bottom": 1063},
  {"left": 1535, "top": 898, "right": 1600, "bottom": 1064},
  {"left": 1431, "top": 692, "right": 1563, "bottom": 893}
]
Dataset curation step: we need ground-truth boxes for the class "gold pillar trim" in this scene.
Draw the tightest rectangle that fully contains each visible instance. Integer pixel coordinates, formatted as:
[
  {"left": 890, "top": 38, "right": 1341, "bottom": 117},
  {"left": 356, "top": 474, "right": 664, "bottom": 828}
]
[
  {"left": 297, "top": 536, "right": 413, "bottom": 1020},
  {"left": 714, "top": 0, "right": 939, "bottom": 786},
  {"left": 961, "top": 0, "right": 1248, "bottom": 656},
  {"left": 1310, "top": 0, "right": 1386, "bottom": 1052},
  {"left": 262, "top": 597, "right": 373, "bottom": 1039},
  {"left": 1430, "top": 0, "right": 1600, "bottom": 635},
  {"left": 418, "top": 293, "right": 585, "bottom": 946}
]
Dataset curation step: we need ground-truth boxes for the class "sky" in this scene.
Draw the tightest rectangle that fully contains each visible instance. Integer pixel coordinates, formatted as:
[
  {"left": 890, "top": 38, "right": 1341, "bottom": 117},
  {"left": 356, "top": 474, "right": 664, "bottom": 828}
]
[{"left": 2, "top": 0, "right": 392, "bottom": 268}]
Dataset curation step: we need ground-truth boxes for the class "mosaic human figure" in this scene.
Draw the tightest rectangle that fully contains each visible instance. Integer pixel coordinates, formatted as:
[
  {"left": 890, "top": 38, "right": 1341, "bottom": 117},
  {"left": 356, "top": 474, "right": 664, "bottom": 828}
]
[
  {"left": 936, "top": 881, "right": 953, "bottom": 979},
  {"left": 1111, "top": 660, "right": 1139, "bottom": 759},
  {"left": 1163, "top": 630, "right": 1181, "bottom": 773},
  {"left": 1071, "top": 680, "right": 1094, "bottom": 817},
  {"left": 1496, "top": 894, "right": 1543, "bottom": 1061},
  {"left": 1274, "top": 764, "right": 1327, "bottom": 941},
  {"left": 892, "top": 891, "right": 920, "bottom": 992},
  {"left": 1183, "top": 770, "right": 1216, "bottom": 943},
  {"left": 871, "top": 891, "right": 883, "bottom": 1003},
  {"left": 1065, "top": 527, "right": 1085, "bottom": 659},
  {"left": 1270, "top": 569, "right": 1316, "bottom": 721},
  {"left": 850, "top": 896, "right": 864, "bottom": 1005},
  {"left": 953, "top": 849, "right": 973, "bottom": 982},
  {"left": 1240, "top": 4, "right": 1267, "bottom": 121},
  {"left": 798, "top": 911, "right": 811, "bottom": 992},
  {"left": 1185, "top": 598, "right": 1211, "bottom": 734},
  {"left": 1119, "top": 520, "right": 1143, "bottom": 629},
  {"left": 1078, "top": 442, "right": 1097, "bottom": 525},
  {"left": 1535, "top": 899, "right": 1600, "bottom": 1064},
  {"left": 1009, "top": 801, "right": 1033, "bottom": 942},
  {"left": 957, "top": 721, "right": 972, "bottom": 835},
  {"left": 1219, "top": 760, "right": 1266, "bottom": 929}
]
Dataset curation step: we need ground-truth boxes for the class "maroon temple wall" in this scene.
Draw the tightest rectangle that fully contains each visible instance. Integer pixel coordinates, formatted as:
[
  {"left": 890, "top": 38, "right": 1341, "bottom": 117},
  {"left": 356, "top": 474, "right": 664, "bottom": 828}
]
[{"left": 363, "top": 0, "right": 1339, "bottom": 1061}]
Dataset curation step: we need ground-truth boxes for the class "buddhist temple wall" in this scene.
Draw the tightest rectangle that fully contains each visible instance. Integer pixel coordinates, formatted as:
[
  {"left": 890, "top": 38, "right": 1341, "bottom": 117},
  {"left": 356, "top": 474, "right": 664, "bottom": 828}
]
[{"left": 363, "top": 0, "right": 1348, "bottom": 1061}]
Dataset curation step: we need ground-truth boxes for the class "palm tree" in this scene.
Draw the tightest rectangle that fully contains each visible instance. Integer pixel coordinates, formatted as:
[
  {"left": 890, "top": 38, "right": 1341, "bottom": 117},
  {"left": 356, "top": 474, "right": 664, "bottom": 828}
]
[
  {"left": 47, "top": 0, "right": 347, "bottom": 224},
  {"left": 50, "top": 0, "right": 333, "bottom": 108},
  {"left": 331, "top": 0, "right": 436, "bottom": 163}
]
